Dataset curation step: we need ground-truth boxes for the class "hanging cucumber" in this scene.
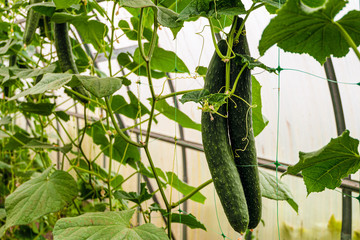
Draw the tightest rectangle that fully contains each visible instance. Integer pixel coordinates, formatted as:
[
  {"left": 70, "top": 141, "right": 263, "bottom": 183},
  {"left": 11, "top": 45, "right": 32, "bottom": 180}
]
[
  {"left": 54, "top": 22, "right": 89, "bottom": 104},
  {"left": 202, "top": 40, "right": 249, "bottom": 234},
  {"left": 23, "top": 0, "right": 42, "bottom": 46},
  {"left": 228, "top": 17, "right": 262, "bottom": 229}
]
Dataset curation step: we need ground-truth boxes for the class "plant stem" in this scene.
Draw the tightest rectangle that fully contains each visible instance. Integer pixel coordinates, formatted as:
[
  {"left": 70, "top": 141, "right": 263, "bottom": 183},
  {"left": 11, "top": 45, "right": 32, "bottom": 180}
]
[
  {"left": 157, "top": 88, "right": 203, "bottom": 101},
  {"left": 234, "top": 3, "right": 264, "bottom": 42},
  {"left": 144, "top": 146, "right": 170, "bottom": 210},
  {"left": 104, "top": 97, "right": 143, "bottom": 147},
  {"left": 334, "top": 21, "right": 360, "bottom": 61},
  {"left": 171, "top": 179, "right": 213, "bottom": 209},
  {"left": 108, "top": 2, "right": 117, "bottom": 77},
  {"left": 138, "top": 8, "right": 148, "bottom": 61},
  {"left": 64, "top": 87, "right": 99, "bottom": 106},
  {"left": 230, "top": 62, "right": 249, "bottom": 95},
  {"left": 225, "top": 17, "right": 238, "bottom": 93},
  {"left": 108, "top": 136, "right": 114, "bottom": 211},
  {"left": 208, "top": 18, "right": 227, "bottom": 59},
  {"left": 70, "top": 166, "right": 105, "bottom": 180}
]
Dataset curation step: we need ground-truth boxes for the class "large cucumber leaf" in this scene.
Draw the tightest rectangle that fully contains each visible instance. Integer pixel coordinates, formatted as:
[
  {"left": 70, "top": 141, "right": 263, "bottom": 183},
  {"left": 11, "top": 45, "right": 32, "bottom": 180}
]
[
  {"left": 259, "top": 0, "right": 360, "bottom": 64},
  {"left": 53, "top": 210, "right": 169, "bottom": 240},
  {"left": 283, "top": 130, "right": 360, "bottom": 194},
  {"left": 0, "top": 168, "right": 77, "bottom": 237}
]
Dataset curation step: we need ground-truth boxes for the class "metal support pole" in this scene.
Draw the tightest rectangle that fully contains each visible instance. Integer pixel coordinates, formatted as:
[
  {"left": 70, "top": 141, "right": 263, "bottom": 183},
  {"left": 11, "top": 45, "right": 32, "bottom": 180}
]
[{"left": 324, "top": 57, "right": 352, "bottom": 240}]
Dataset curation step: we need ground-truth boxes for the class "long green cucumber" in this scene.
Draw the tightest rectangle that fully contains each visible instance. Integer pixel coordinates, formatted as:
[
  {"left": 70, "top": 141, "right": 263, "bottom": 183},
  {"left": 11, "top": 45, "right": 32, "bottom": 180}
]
[
  {"left": 23, "top": 0, "right": 42, "bottom": 46},
  {"left": 54, "top": 22, "right": 89, "bottom": 104},
  {"left": 228, "top": 17, "right": 262, "bottom": 229},
  {"left": 202, "top": 40, "right": 249, "bottom": 234}
]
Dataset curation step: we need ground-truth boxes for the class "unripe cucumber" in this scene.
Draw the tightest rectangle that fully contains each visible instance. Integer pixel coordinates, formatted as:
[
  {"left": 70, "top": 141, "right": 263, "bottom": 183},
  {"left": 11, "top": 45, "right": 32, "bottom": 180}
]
[
  {"left": 202, "top": 40, "right": 249, "bottom": 234},
  {"left": 54, "top": 22, "right": 89, "bottom": 104},
  {"left": 228, "top": 17, "right": 262, "bottom": 229},
  {"left": 23, "top": 0, "right": 42, "bottom": 46}
]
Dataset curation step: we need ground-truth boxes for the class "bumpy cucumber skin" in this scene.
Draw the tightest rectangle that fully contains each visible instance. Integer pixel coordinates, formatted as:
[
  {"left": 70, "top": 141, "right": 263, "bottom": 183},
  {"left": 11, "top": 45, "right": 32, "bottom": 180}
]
[
  {"left": 54, "top": 23, "right": 89, "bottom": 103},
  {"left": 23, "top": 0, "right": 42, "bottom": 46},
  {"left": 228, "top": 17, "right": 262, "bottom": 229},
  {"left": 202, "top": 40, "right": 249, "bottom": 234}
]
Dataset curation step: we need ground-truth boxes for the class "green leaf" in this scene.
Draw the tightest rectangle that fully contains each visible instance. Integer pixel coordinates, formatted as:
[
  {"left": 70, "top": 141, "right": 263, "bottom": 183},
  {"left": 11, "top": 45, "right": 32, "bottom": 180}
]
[
  {"left": 178, "top": 0, "right": 246, "bottom": 21},
  {"left": 134, "top": 44, "right": 189, "bottom": 73},
  {"left": 171, "top": 212, "right": 206, "bottom": 230},
  {"left": 251, "top": 76, "right": 269, "bottom": 137},
  {"left": 19, "top": 102, "right": 55, "bottom": 116},
  {"left": 51, "top": 12, "right": 93, "bottom": 23},
  {"left": 0, "top": 209, "right": 5, "bottom": 220},
  {"left": 255, "top": 0, "right": 286, "bottom": 14},
  {"left": 258, "top": 0, "right": 359, "bottom": 64},
  {"left": 236, "top": 54, "right": 277, "bottom": 73},
  {"left": 55, "top": 111, "right": 70, "bottom": 122},
  {"left": 114, "top": 183, "right": 152, "bottom": 205},
  {"left": 28, "top": 2, "right": 57, "bottom": 17},
  {"left": 4, "top": 132, "right": 32, "bottom": 150},
  {"left": 157, "top": 7, "right": 184, "bottom": 29},
  {"left": 0, "top": 39, "right": 17, "bottom": 55},
  {"left": 0, "top": 130, "right": 8, "bottom": 139},
  {"left": 9, "top": 73, "right": 73, "bottom": 101},
  {"left": 0, "top": 116, "right": 11, "bottom": 126},
  {"left": 137, "top": 162, "right": 167, "bottom": 184},
  {"left": 195, "top": 66, "right": 207, "bottom": 76},
  {"left": 166, "top": 172, "right": 206, "bottom": 204},
  {"left": 300, "top": 0, "right": 327, "bottom": 9},
  {"left": 4, "top": 64, "right": 56, "bottom": 79},
  {"left": 23, "top": 140, "right": 72, "bottom": 154},
  {"left": 284, "top": 130, "right": 360, "bottom": 194},
  {"left": 259, "top": 170, "right": 298, "bottom": 213},
  {"left": 72, "top": 75, "right": 122, "bottom": 98},
  {"left": 86, "top": 121, "right": 141, "bottom": 165},
  {"left": 3, "top": 168, "right": 77, "bottom": 231},
  {"left": 53, "top": 210, "right": 169, "bottom": 240},
  {"left": 153, "top": 205, "right": 206, "bottom": 230},
  {"left": 179, "top": 89, "right": 209, "bottom": 104},
  {"left": 159, "top": 0, "right": 193, "bottom": 13},
  {"left": 155, "top": 99, "right": 201, "bottom": 131},
  {"left": 0, "top": 161, "right": 12, "bottom": 170},
  {"left": 111, "top": 94, "right": 150, "bottom": 120},
  {"left": 119, "top": 0, "right": 156, "bottom": 8},
  {"left": 75, "top": 158, "right": 109, "bottom": 180},
  {"left": 73, "top": 20, "right": 108, "bottom": 51},
  {"left": 117, "top": 52, "right": 166, "bottom": 79},
  {"left": 338, "top": 11, "right": 360, "bottom": 52},
  {"left": 53, "top": 0, "right": 79, "bottom": 9}
]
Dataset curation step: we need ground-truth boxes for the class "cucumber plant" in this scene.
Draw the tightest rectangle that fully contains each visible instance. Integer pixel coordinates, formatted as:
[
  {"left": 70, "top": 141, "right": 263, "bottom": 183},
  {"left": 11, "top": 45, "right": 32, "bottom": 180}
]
[{"left": 0, "top": 0, "right": 359, "bottom": 239}]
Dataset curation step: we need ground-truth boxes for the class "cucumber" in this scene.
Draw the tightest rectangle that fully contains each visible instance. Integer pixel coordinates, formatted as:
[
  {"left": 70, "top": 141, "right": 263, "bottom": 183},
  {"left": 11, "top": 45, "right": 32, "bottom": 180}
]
[
  {"left": 228, "top": 17, "right": 262, "bottom": 229},
  {"left": 23, "top": 0, "right": 42, "bottom": 46},
  {"left": 202, "top": 40, "right": 249, "bottom": 234},
  {"left": 54, "top": 22, "right": 89, "bottom": 104}
]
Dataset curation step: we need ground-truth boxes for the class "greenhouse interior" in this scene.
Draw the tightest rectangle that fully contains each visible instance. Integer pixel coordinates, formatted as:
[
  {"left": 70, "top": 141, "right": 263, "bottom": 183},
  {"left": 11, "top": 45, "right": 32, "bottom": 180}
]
[{"left": 0, "top": 0, "right": 360, "bottom": 239}]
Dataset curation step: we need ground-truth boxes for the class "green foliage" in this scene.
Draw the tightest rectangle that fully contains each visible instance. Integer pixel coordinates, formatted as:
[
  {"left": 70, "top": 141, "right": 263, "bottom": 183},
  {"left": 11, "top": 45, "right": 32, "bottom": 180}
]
[
  {"left": 53, "top": 210, "right": 169, "bottom": 240},
  {"left": 284, "top": 130, "right": 360, "bottom": 194},
  {"left": 259, "top": 0, "right": 360, "bottom": 64},
  {"left": 1, "top": 167, "right": 78, "bottom": 237},
  {"left": 178, "top": 0, "right": 246, "bottom": 20},
  {"left": 155, "top": 99, "right": 202, "bottom": 131},
  {"left": 259, "top": 170, "right": 298, "bottom": 213},
  {"left": 251, "top": 76, "right": 269, "bottom": 137},
  {"left": 0, "top": 0, "right": 359, "bottom": 238},
  {"left": 114, "top": 183, "right": 152, "bottom": 205},
  {"left": 134, "top": 44, "right": 189, "bottom": 73},
  {"left": 166, "top": 171, "right": 206, "bottom": 204}
]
